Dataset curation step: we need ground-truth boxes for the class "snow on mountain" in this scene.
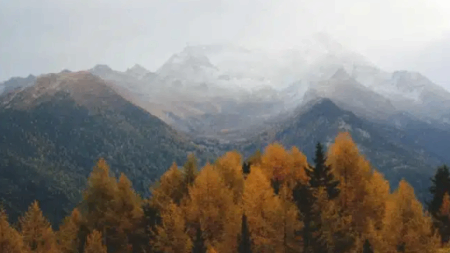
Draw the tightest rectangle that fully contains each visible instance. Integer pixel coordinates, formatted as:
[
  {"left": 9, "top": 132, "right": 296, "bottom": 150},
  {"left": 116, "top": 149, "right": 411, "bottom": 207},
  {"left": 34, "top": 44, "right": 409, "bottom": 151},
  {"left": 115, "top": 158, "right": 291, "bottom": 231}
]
[{"left": 125, "top": 64, "right": 151, "bottom": 80}]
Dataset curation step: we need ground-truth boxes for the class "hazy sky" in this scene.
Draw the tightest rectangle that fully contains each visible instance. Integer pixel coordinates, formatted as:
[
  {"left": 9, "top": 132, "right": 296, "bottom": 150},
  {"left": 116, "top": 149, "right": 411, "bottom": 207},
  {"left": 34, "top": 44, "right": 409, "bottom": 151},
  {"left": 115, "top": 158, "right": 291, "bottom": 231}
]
[{"left": 1, "top": 0, "right": 450, "bottom": 88}]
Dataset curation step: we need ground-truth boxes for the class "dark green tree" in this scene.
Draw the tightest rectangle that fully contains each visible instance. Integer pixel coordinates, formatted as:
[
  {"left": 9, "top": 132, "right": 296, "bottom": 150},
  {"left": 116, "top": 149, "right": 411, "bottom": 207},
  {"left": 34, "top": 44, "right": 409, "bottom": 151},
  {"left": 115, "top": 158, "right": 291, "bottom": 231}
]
[
  {"left": 363, "top": 239, "right": 374, "bottom": 253},
  {"left": 428, "top": 164, "right": 450, "bottom": 244},
  {"left": 237, "top": 214, "right": 252, "bottom": 253},
  {"left": 192, "top": 226, "right": 207, "bottom": 253},
  {"left": 307, "top": 142, "right": 339, "bottom": 199}
]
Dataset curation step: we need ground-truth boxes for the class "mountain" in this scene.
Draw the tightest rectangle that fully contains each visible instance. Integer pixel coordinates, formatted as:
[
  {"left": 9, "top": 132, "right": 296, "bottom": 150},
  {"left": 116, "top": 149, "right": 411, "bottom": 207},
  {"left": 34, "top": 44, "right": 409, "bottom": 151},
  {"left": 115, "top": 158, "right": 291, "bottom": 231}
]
[
  {"left": 239, "top": 98, "right": 443, "bottom": 200},
  {"left": 0, "top": 74, "right": 36, "bottom": 95},
  {"left": 0, "top": 71, "right": 214, "bottom": 225}
]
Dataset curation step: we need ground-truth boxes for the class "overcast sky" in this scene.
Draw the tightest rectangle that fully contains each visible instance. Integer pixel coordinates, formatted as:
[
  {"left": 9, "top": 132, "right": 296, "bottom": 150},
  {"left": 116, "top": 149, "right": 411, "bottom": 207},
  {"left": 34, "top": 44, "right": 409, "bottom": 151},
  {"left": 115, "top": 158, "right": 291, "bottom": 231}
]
[{"left": 1, "top": 0, "right": 450, "bottom": 88}]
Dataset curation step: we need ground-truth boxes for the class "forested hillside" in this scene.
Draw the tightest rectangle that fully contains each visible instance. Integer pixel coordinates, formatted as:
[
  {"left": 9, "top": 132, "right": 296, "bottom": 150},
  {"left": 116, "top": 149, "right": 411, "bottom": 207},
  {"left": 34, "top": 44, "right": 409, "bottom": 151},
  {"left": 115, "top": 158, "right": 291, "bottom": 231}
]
[{"left": 1, "top": 132, "right": 449, "bottom": 253}]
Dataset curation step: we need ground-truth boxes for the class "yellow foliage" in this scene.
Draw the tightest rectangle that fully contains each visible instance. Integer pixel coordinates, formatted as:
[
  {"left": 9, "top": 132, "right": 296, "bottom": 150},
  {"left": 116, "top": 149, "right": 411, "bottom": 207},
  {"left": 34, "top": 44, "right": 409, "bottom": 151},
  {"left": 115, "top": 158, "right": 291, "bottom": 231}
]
[
  {"left": 150, "top": 162, "right": 185, "bottom": 211},
  {"left": 215, "top": 151, "right": 245, "bottom": 203},
  {"left": 19, "top": 201, "right": 58, "bottom": 253},
  {"left": 381, "top": 180, "right": 440, "bottom": 253},
  {"left": 0, "top": 208, "right": 27, "bottom": 253},
  {"left": 327, "top": 132, "right": 374, "bottom": 234},
  {"left": 153, "top": 202, "right": 192, "bottom": 253},
  {"left": 84, "top": 230, "right": 107, "bottom": 253},
  {"left": 184, "top": 163, "right": 241, "bottom": 253},
  {"left": 243, "top": 166, "right": 282, "bottom": 252},
  {"left": 57, "top": 208, "right": 82, "bottom": 253}
]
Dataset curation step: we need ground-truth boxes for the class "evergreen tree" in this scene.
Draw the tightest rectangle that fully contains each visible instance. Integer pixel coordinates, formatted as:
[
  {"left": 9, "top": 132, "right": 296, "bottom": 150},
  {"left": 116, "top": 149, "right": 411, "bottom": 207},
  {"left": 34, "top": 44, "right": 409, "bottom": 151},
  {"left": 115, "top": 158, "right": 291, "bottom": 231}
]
[
  {"left": 192, "top": 226, "right": 207, "bottom": 253},
  {"left": 84, "top": 230, "right": 107, "bottom": 253},
  {"left": 427, "top": 165, "right": 450, "bottom": 242},
  {"left": 237, "top": 214, "right": 252, "bottom": 253},
  {"left": 363, "top": 239, "right": 373, "bottom": 253},
  {"left": 307, "top": 142, "right": 339, "bottom": 199}
]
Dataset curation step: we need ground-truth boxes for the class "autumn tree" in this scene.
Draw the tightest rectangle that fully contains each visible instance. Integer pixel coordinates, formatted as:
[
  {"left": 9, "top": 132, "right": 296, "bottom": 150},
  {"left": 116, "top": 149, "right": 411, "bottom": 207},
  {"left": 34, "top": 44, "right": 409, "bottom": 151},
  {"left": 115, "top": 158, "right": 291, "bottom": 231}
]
[
  {"left": 0, "top": 208, "right": 27, "bottom": 253},
  {"left": 150, "top": 162, "right": 185, "bottom": 210},
  {"left": 237, "top": 214, "right": 252, "bottom": 253},
  {"left": 183, "top": 163, "right": 240, "bottom": 253},
  {"left": 84, "top": 230, "right": 107, "bottom": 253},
  {"left": 260, "top": 143, "right": 293, "bottom": 194},
  {"left": 183, "top": 153, "right": 198, "bottom": 190},
  {"left": 108, "top": 173, "right": 144, "bottom": 252},
  {"left": 19, "top": 201, "right": 58, "bottom": 253},
  {"left": 242, "top": 166, "right": 282, "bottom": 252},
  {"left": 57, "top": 208, "right": 82, "bottom": 253},
  {"left": 214, "top": 151, "right": 245, "bottom": 203},
  {"left": 152, "top": 203, "right": 192, "bottom": 253},
  {"left": 327, "top": 132, "right": 374, "bottom": 236},
  {"left": 381, "top": 180, "right": 440, "bottom": 253}
]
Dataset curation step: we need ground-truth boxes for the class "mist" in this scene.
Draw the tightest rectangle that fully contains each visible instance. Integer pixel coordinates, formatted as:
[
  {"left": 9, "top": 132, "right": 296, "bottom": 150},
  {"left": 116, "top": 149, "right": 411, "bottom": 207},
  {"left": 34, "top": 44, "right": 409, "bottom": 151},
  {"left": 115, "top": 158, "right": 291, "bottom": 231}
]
[{"left": 1, "top": 0, "right": 450, "bottom": 89}]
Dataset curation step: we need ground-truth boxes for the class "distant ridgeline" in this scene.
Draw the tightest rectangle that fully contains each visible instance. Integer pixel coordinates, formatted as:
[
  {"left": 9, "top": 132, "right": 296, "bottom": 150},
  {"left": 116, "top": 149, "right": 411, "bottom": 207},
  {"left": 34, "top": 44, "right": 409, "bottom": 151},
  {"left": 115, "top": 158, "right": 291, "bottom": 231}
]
[{"left": 1, "top": 132, "right": 449, "bottom": 253}]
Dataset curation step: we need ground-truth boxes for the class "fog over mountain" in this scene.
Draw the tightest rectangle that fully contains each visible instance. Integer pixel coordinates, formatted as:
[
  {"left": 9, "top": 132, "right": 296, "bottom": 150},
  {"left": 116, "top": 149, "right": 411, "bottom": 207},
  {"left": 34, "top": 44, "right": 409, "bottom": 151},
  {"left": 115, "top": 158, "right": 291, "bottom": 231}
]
[{"left": 2, "top": 0, "right": 450, "bottom": 91}]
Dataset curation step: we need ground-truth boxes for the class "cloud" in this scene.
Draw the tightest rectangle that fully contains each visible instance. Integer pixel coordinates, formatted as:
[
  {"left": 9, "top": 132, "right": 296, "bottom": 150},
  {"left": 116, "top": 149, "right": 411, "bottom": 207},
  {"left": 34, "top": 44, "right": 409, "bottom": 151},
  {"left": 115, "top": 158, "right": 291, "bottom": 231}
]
[{"left": 1, "top": 0, "right": 450, "bottom": 89}]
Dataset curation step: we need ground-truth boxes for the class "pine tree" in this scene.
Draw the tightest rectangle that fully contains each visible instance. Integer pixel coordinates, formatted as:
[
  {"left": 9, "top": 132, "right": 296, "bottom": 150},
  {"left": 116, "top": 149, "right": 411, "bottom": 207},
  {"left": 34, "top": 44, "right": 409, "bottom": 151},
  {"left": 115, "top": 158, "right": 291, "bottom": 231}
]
[
  {"left": 84, "top": 230, "right": 107, "bottom": 253},
  {"left": 192, "top": 226, "right": 207, "bottom": 253},
  {"left": 19, "top": 201, "right": 58, "bottom": 253},
  {"left": 362, "top": 239, "right": 373, "bottom": 253},
  {"left": 237, "top": 214, "right": 252, "bottom": 253},
  {"left": 428, "top": 164, "right": 450, "bottom": 243},
  {"left": 307, "top": 142, "right": 339, "bottom": 199},
  {"left": 0, "top": 208, "right": 27, "bottom": 253}
]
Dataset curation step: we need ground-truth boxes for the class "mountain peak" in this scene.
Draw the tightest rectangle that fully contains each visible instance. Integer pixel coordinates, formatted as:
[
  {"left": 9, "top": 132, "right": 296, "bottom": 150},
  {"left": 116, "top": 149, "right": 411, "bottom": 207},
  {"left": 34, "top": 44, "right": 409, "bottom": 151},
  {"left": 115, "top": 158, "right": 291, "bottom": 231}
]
[
  {"left": 126, "top": 64, "right": 150, "bottom": 79},
  {"left": 331, "top": 68, "right": 351, "bottom": 80}
]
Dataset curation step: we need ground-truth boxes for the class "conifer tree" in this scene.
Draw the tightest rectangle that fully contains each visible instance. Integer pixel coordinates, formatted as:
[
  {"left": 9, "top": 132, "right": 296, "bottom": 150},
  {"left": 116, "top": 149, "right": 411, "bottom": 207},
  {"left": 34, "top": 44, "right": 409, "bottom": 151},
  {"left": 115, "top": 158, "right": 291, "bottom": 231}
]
[
  {"left": 362, "top": 239, "right": 373, "bottom": 253},
  {"left": 19, "top": 201, "right": 58, "bottom": 253},
  {"left": 150, "top": 162, "right": 185, "bottom": 211},
  {"left": 438, "top": 193, "right": 450, "bottom": 244},
  {"left": 307, "top": 142, "right": 339, "bottom": 199},
  {"left": 0, "top": 208, "right": 27, "bottom": 253},
  {"left": 84, "top": 230, "right": 107, "bottom": 253},
  {"left": 215, "top": 151, "right": 245, "bottom": 203},
  {"left": 429, "top": 165, "right": 450, "bottom": 218},
  {"left": 429, "top": 164, "right": 450, "bottom": 243},
  {"left": 192, "top": 226, "right": 207, "bottom": 253},
  {"left": 57, "top": 208, "right": 82, "bottom": 253},
  {"left": 237, "top": 214, "right": 252, "bottom": 253}
]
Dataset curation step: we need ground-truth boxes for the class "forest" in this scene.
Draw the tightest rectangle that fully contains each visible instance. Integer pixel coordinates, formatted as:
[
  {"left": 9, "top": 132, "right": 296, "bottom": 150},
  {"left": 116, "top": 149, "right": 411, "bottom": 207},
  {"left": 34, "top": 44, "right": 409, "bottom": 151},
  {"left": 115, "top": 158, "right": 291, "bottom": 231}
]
[{"left": 1, "top": 131, "right": 450, "bottom": 253}]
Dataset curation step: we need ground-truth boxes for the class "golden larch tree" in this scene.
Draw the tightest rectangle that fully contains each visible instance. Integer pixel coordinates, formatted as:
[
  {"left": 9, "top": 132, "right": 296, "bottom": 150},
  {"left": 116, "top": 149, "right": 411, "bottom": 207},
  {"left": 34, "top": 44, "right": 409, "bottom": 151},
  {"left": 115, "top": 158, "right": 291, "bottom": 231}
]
[
  {"left": 261, "top": 143, "right": 293, "bottom": 183},
  {"left": 242, "top": 165, "right": 282, "bottom": 253},
  {"left": 0, "top": 208, "right": 27, "bottom": 253},
  {"left": 19, "top": 201, "right": 58, "bottom": 253},
  {"left": 149, "top": 162, "right": 185, "bottom": 211},
  {"left": 84, "top": 230, "right": 107, "bottom": 253},
  {"left": 184, "top": 163, "right": 241, "bottom": 253},
  {"left": 152, "top": 202, "right": 192, "bottom": 253},
  {"left": 57, "top": 208, "right": 82, "bottom": 253},
  {"left": 327, "top": 132, "right": 373, "bottom": 235},
  {"left": 107, "top": 173, "right": 144, "bottom": 252},
  {"left": 214, "top": 151, "right": 245, "bottom": 204},
  {"left": 381, "top": 180, "right": 440, "bottom": 253}
]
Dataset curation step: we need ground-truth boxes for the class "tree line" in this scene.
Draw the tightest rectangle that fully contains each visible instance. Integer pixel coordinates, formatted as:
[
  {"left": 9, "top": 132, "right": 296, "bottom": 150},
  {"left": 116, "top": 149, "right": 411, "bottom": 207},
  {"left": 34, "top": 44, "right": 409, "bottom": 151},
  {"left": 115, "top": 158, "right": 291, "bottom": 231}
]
[{"left": 0, "top": 132, "right": 449, "bottom": 253}]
